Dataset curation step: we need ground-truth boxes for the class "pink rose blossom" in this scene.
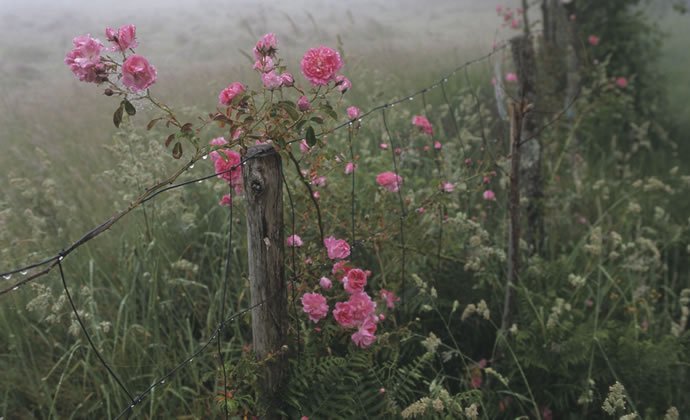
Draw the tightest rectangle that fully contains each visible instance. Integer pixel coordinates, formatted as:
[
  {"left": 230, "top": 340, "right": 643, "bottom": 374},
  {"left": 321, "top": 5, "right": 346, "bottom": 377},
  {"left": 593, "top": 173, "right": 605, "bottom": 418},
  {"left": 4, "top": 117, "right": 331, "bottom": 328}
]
[
  {"left": 347, "top": 106, "right": 360, "bottom": 120},
  {"left": 416, "top": 207, "right": 425, "bottom": 214},
  {"left": 301, "top": 293, "right": 329, "bottom": 323},
  {"left": 335, "top": 75, "right": 351, "bottom": 93},
  {"left": 218, "top": 82, "right": 246, "bottom": 106},
  {"left": 434, "top": 141, "right": 442, "bottom": 150},
  {"left": 300, "top": 46, "right": 343, "bottom": 86},
  {"left": 286, "top": 234, "right": 303, "bottom": 247},
  {"left": 510, "top": 19, "right": 520, "bottom": 29},
  {"left": 380, "top": 289, "right": 400, "bottom": 309},
  {"left": 351, "top": 316, "right": 377, "bottom": 348},
  {"left": 64, "top": 34, "right": 106, "bottom": 83},
  {"left": 505, "top": 72, "right": 518, "bottom": 83},
  {"left": 297, "top": 95, "right": 311, "bottom": 111},
  {"left": 262, "top": 71, "right": 283, "bottom": 90},
  {"left": 442, "top": 182, "right": 455, "bottom": 193},
  {"left": 299, "top": 139, "right": 311, "bottom": 154},
  {"left": 376, "top": 172, "right": 403, "bottom": 193},
  {"left": 423, "top": 145, "right": 430, "bottom": 152},
  {"left": 319, "top": 277, "right": 333, "bottom": 290},
  {"left": 209, "top": 137, "right": 228, "bottom": 162},
  {"left": 311, "top": 175, "right": 327, "bottom": 187},
  {"left": 379, "top": 143, "right": 389, "bottom": 150},
  {"left": 324, "top": 236, "right": 351, "bottom": 260},
  {"left": 253, "top": 56, "right": 275, "bottom": 73},
  {"left": 312, "top": 191, "right": 320, "bottom": 200},
  {"left": 214, "top": 149, "right": 243, "bottom": 194},
  {"left": 343, "top": 268, "right": 368, "bottom": 294},
  {"left": 483, "top": 190, "right": 496, "bottom": 201},
  {"left": 349, "top": 292, "right": 377, "bottom": 324},
  {"left": 332, "top": 260, "right": 352, "bottom": 280},
  {"left": 219, "top": 194, "right": 233, "bottom": 207},
  {"left": 105, "top": 24, "right": 137, "bottom": 51},
  {"left": 345, "top": 162, "right": 356, "bottom": 174},
  {"left": 333, "top": 301, "right": 357, "bottom": 328},
  {"left": 615, "top": 77, "right": 628, "bottom": 88},
  {"left": 588, "top": 35, "right": 600, "bottom": 46},
  {"left": 121, "top": 54, "right": 157, "bottom": 92},
  {"left": 253, "top": 33, "right": 278, "bottom": 59},
  {"left": 412, "top": 115, "right": 433, "bottom": 136},
  {"left": 280, "top": 72, "right": 294, "bottom": 87}
]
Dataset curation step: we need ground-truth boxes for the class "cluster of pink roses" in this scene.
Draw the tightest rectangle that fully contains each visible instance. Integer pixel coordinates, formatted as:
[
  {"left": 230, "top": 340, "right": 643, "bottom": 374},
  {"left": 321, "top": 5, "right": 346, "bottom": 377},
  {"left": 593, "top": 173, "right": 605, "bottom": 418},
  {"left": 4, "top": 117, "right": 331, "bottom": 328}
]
[
  {"left": 210, "top": 137, "right": 243, "bottom": 206},
  {"left": 496, "top": 5, "right": 523, "bottom": 30},
  {"left": 65, "top": 24, "right": 157, "bottom": 92},
  {"left": 299, "top": 236, "right": 399, "bottom": 348}
]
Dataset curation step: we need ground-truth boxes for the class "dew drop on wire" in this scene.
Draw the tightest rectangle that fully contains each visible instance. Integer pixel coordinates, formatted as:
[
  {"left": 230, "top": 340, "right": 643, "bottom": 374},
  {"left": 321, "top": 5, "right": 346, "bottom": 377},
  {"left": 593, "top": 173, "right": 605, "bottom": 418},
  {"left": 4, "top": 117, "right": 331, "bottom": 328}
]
[
  {"left": 197, "top": 180, "right": 203, "bottom": 184},
  {"left": 20, "top": 270, "right": 28, "bottom": 275},
  {"left": 160, "top": 380, "right": 166, "bottom": 384},
  {"left": 3, "top": 274, "right": 11, "bottom": 280},
  {"left": 12, "top": 286, "right": 19, "bottom": 291},
  {"left": 189, "top": 164, "right": 195, "bottom": 169},
  {"left": 202, "top": 155, "right": 208, "bottom": 160}
]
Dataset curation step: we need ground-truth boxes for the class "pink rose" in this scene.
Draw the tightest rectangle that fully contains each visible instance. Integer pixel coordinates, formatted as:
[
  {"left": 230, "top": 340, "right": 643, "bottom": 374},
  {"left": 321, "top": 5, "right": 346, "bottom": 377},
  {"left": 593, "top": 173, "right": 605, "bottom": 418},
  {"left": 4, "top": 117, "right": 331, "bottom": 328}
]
[
  {"left": 505, "top": 72, "right": 518, "bottom": 83},
  {"left": 286, "top": 234, "right": 303, "bottom": 247},
  {"left": 319, "top": 277, "right": 333, "bottom": 290},
  {"left": 348, "top": 292, "right": 377, "bottom": 324},
  {"left": 297, "top": 95, "right": 311, "bottom": 112},
  {"left": 412, "top": 115, "right": 433, "bottom": 136},
  {"left": 347, "top": 106, "right": 360, "bottom": 120},
  {"left": 332, "top": 260, "right": 352, "bottom": 280},
  {"left": 262, "top": 71, "right": 283, "bottom": 90},
  {"left": 280, "top": 72, "right": 295, "bottom": 87},
  {"left": 379, "top": 143, "right": 389, "bottom": 150},
  {"left": 434, "top": 141, "right": 442, "bottom": 150},
  {"left": 345, "top": 162, "right": 356, "bottom": 175},
  {"left": 253, "top": 33, "right": 278, "bottom": 59},
  {"left": 218, "top": 82, "right": 246, "bottom": 106},
  {"left": 343, "top": 268, "right": 368, "bottom": 294},
  {"left": 324, "top": 236, "right": 350, "bottom": 260},
  {"left": 312, "top": 191, "right": 320, "bottom": 200},
  {"left": 441, "top": 182, "right": 455, "bottom": 193},
  {"left": 615, "top": 77, "right": 628, "bottom": 88},
  {"left": 209, "top": 137, "right": 228, "bottom": 161},
  {"left": 64, "top": 34, "right": 106, "bottom": 83},
  {"left": 351, "top": 316, "right": 377, "bottom": 348},
  {"left": 311, "top": 176, "right": 327, "bottom": 187},
  {"left": 380, "top": 289, "right": 400, "bottom": 309},
  {"left": 588, "top": 35, "right": 600, "bottom": 46},
  {"left": 483, "top": 190, "right": 496, "bottom": 201},
  {"left": 105, "top": 24, "right": 137, "bottom": 51},
  {"left": 376, "top": 172, "right": 403, "bottom": 193},
  {"left": 333, "top": 301, "right": 357, "bottom": 328},
  {"left": 121, "top": 54, "right": 157, "bottom": 92},
  {"left": 300, "top": 46, "right": 343, "bottom": 86},
  {"left": 299, "top": 139, "right": 311, "bottom": 154},
  {"left": 253, "top": 56, "right": 275, "bottom": 73},
  {"left": 219, "top": 194, "right": 233, "bottom": 207},
  {"left": 301, "top": 292, "right": 328, "bottom": 323},
  {"left": 214, "top": 149, "right": 243, "bottom": 194},
  {"left": 335, "top": 75, "right": 351, "bottom": 93}
]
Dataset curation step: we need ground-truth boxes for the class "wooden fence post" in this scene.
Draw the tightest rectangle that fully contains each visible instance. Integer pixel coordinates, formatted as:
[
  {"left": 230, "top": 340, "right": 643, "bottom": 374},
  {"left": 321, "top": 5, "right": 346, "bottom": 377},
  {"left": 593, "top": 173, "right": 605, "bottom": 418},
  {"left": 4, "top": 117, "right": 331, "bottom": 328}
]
[{"left": 243, "top": 144, "right": 288, "bottom": 418}]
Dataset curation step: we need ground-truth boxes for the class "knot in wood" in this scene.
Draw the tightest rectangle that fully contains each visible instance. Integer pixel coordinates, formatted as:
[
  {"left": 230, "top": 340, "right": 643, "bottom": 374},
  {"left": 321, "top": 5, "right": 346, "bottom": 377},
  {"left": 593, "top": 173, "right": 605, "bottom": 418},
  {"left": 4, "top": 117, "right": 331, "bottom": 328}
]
[{"left": 251, "top": 180, "right": 263, "bottom": 194}]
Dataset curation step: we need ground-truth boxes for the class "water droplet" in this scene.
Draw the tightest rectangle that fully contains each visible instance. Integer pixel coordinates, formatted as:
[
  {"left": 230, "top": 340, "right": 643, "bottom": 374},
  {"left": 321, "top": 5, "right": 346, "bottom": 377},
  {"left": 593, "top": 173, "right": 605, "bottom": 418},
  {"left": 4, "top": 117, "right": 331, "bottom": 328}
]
[
  {"left": 390, "top": 103, "right": 395, "bottom": 107},
  {"left": 130, "top": 404, "right": 135, "bottom": 409},
  {"left": 357, "top": 118, "right": 363, "bottom": 123},
  {"left": 443, "top": 78, "right": 449, "bottom": 83},
  {"left": 408, "top": 97, "right": 414, "bottom": 101},
  {"left": 3, "top": 274, "right": 11, "bottom": 280},
  {"left": 189, "top": 357, "right": 194, "bottom": 362},
  {"left": 58, "top": 256, "right": 64, "bottom": 261},
  {"left": 348, "top": 121, "right": 353, "bottom": 126},
  {"left": 20, "top": 270, "right": 28, "bottom": 275},
  {"left": 12, "top": 286, "right": 19, "bottom": 291},
  {"left": 202, "top": 155, "right": 208, "bottom": 160},
  {"left": 160, "top": 380, "right": 166, "bottom": 384},
  {"left": 197, "top": 180, "right": 203, "bottom": 184}
]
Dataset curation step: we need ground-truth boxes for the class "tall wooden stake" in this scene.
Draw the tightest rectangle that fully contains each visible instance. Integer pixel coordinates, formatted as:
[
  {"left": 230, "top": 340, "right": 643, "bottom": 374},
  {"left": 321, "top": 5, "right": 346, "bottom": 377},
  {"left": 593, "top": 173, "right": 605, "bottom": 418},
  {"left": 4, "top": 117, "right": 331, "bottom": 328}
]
[{"left": 243, "top": 144, "right": 288, "bottom": 418}]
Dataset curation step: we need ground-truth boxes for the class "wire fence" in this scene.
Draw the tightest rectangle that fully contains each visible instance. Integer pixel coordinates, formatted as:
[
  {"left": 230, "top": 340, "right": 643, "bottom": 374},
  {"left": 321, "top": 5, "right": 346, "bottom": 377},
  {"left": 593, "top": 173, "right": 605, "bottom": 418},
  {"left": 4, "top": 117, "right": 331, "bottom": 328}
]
[{"left": 0, "top": 32, "right": 579, "bottom": 418}]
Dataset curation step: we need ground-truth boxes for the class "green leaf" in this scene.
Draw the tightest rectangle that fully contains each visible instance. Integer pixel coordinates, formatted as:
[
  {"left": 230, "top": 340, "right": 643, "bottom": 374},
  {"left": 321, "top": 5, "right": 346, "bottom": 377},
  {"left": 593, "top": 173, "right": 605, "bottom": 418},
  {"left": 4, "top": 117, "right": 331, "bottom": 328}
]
[
  {"left": 172, "top": 142, "right": 183, "bottom": 159},
  {"left": 123, "top": 99, "right": 136, "bottom": 116},
  {"left": 278, "top": 101, "right": 300, "bottom": 120},
  {"left": 305, "top": 126, "right": 317, "bottom": 147},
  {"left": 113, "top": 105, "right": 124, "bottom": 128},
  {"left": 310, "top": 116, "right": 324, "bottom": 125},
  {"left": 321, "top": 103, "right": 338, "bottom": 120}
]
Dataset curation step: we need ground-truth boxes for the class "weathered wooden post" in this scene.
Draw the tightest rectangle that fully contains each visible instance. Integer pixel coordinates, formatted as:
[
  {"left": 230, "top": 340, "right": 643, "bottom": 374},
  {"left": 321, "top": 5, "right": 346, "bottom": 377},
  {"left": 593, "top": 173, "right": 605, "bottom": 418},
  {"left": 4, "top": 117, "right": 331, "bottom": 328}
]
[{"left": 243, "top": 144, "right": 288, "bottom": 417}]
